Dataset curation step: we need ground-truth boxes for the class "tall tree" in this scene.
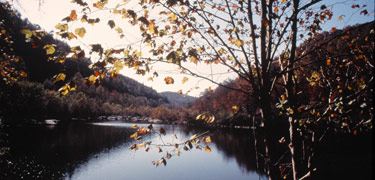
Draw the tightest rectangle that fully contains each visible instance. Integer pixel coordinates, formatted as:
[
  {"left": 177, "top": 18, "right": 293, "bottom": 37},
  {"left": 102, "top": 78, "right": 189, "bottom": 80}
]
[{"left": 12, "top": 0, "right": 373, "bottom": 179}]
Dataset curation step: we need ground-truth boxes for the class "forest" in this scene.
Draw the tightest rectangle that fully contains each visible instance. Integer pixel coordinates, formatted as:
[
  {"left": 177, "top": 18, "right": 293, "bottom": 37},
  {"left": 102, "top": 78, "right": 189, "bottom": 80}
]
[{"left": 0, "top": 0, "right": 373, "bottom": 180}]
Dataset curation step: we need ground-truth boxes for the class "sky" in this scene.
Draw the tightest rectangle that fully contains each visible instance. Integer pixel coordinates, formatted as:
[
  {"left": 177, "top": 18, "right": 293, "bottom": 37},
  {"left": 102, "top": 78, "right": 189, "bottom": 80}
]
[{"left": 6, "top": 0, "right": 374, "bottom": 97}]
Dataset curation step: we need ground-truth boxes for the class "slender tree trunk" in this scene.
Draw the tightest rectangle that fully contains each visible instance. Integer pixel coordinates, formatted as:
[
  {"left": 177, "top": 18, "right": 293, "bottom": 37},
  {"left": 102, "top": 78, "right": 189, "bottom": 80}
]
[{"left": 288, "top": 116, "right": 298, "bottom": 180}]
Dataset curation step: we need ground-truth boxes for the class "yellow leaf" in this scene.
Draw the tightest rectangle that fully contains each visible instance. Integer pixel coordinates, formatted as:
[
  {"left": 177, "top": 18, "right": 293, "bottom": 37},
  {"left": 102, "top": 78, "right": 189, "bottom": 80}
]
[
  {"left": 190, "top": 56, "right": 198, "bottom": 64},
  {"left": 131, "top": 124, "right": 138, "bottom": 128},
  {"left": 139, "top": 143, "right": 145, "bottom": 148},
  {"left": 43, "top": 44, "right": 55, "bottom": 55},
  {"left": 207, "top": 87, "right": 213, "bottom": 92},
  {"left": 123, "top": 49, "right": 129, "bottom": 56},
  {"left": 338, "top": 15, "right": 343, "bottom": 21},
  {"left": 58, "top": 84, "right": 72, "bottom": 95},
  {"left": 70, "top": 84, "right": 77, "bottom": 91},
  {"left": 115, "top": 27, "right": 123, "bottom": 34},
  {"left": 21, "top": 29, "right": 32, "bottom": 39},
  {"left": 190, "top": 134, "right": 197, "bottom": 140},
  {"left": 54, "top": 73, "right": 66, "bottom": 82},
  {"left": 60, "top": 87, "right": 69, "bottom": 95},
  {"left": 88, "top": 75, "right": 97, "bottom": 85},
  {"left": 235, "top": 39, "right": 244, "bottom": 47},
  {"left": 55, "top": 24, "right": 68, "bottom": 32},
  {"left": 205, "top": 136, "right": 212, "bottom": 143},
  {"left": 281, "top": 0, "right": 286, "bottom": 3},
  {"left": 148, "top": 21, "right": 155, "bottom": 34},
  {"left": 219, "top": 48, "right": 227, "bottom": 54},
  {"left": 176, "top": 150, "right": 181, "bottom": 156},
  {"left": 93, "top": 2, "right": 104, "bottom": 9},
  {"left": 198, "top": 47, "right": 204, "bottom": 53},
  {"left": 232, "top": 105, "right": 239, "bottom": 111},
  {"left": 177, "top": 90, "right": 183, "bottom": 94},
  {"left": 164, "top": 77, "right": 174, "bottom": 84},
  {"left": 147, "top": 77, "right": 153, "bottom": 81},
  {"left": 208, "top": 116, "right": 215, "bottom": 123},
  {"left": 130, "top": 132, "right": 138, "bottom": 138},
  {"left": 205, "top": 145, "right": 212, "bottom": 153},
  {"left": 169, "top": 14, "right": 178, "bottom": 22},
  {"left": 274, "top": 6, "right": 278, "bottom": 13},
  {"left": 182, "top": 77, "right": 188, "bottom": 84},
  {"left": 74, "top": 27, "right": 86, "bottom": 38},
  {"left": 114, "top": 60, "right": 124, "bottom": 71},
  {"left": 199, "top": 2, "right": 205, "bottom": 9}
]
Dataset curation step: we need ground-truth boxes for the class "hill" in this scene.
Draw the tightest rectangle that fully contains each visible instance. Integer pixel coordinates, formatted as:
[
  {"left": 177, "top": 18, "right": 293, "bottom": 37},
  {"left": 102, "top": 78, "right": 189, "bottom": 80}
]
[
  {"left": 0, "top": 2, "right": 169, "bottom": 124},
  {"left": 160, "top": 91, "right": 196, "bottom": 106}
]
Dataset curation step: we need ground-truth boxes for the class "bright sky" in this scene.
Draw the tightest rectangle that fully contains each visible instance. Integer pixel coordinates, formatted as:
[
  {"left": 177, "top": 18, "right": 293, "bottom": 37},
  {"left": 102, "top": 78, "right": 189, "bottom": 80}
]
[{"left": 7, "top": 0, "right": 374, "bottom": 97}]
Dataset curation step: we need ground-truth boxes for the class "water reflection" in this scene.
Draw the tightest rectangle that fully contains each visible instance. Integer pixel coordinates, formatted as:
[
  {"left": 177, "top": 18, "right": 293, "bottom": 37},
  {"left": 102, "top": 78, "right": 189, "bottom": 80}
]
[{"left": 0, "top": 122, "right": 264, "bottom": 180}]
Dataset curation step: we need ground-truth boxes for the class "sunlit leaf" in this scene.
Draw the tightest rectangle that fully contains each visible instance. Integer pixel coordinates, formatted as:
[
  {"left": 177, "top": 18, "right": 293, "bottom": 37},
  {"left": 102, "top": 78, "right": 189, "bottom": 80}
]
[
  {"left": 131, "top": 124, "right": 138, "bottom": 129},
  {"left": 43, "top": 44, "right": 55, "bottom": 55},
  {"left": 88, "top": 75, "right": 97, "bottom": 85},
  {"left": 169, "top": 14, "right": 178, "bottom": 22},
  {"left": 232, "top": 105, "right": 239, "bottom": 111},
  {"left": 205, "top": 136, "right": 212, "bottom": 143},
  {"left": 205, "top": 145, "right": 212, "bottom": 153},
  {"left": 59, "top": 85, "right": 69, "bottom": 95},
  {"left": 177, "top": 90, "right": 183, "bottom": 94},
  {"left": 235, "top": 39, "right": 244, "bottom": 47},
  {"left": 54, "top": 73, "right": 66, "bottom": 82},
  {"left": 130, "top": 132, "right": 138, "bottom": 138},
  {"left": 93, "top": 1, "right": 105, "bottom": 9},
  {"left": 190, "top": 134, "right": 197, "bottom": 140},
  {"left": 164, "top": 77, "right": 174, "bottom": 84},
  {"left": 21, "top": 29, "right": 32, "bottom": 39},
  {"left": 115, "top": 27, "right": 123, "bottom": 34},
  {"left": 55, "top": 24, "right": 68, "bottom": 32},
  {"left": 114, "top": 60, "right": 124, "bottom": 71},
  {"left": 74, "top": 27, "right": 86, "bottom": 38},
  {"left": 219, "top": 48, "right": 227, "bottom": 54},
  {"left": 182, "top": 77, "right": 189, "bottom": 84},
  {"left": 190, "top": 56, "right": 198, "bottom": 64},
  {"left": 149, "top": 21, "right": 156, "bottom": 34},
  {"left": 69, "top": 10, "right": 78, "bottom": 21},
  {"left": 176, "top": 150, "right": 181, "bottom": 156},
  {"left": 338, "top": 15, "right": 343, "bottom": 21}
]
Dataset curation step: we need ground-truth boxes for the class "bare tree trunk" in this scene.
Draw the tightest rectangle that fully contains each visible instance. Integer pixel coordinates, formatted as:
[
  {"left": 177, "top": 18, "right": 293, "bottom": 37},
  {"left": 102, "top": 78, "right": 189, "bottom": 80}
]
[{"left": 288, "top": 116, "right": 298, "bottom": 180}]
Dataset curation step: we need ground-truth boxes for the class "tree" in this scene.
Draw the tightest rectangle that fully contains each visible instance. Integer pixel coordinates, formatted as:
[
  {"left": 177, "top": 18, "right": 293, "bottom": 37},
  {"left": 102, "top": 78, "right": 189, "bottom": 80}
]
[{"left": 13, "top": 0, "right": 373, "bottom": 179}]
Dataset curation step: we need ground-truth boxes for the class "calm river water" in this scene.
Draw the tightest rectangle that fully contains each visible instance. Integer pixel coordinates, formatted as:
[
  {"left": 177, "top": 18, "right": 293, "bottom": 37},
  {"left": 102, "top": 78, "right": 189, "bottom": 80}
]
[{"left": 0, "top": 121, "right": 266, "bottom": 180}]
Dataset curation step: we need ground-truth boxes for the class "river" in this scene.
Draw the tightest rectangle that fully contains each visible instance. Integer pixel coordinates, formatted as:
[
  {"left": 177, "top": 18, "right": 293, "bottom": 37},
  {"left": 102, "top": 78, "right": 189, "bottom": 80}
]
[
  {"left": 0, "top": 121, "right": 372, "bottom": 180},
  {"left": 0, "top": 121, "right": 265, "bottom": 180}
]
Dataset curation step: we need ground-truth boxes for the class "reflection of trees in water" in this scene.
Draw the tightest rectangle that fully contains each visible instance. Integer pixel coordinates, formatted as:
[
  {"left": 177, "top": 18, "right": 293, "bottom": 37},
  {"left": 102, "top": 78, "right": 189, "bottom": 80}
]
[
  {"left": 211, "top": 129, "right": 260, "bottom": 173},
  {"left": 179, "top": 126, "right": 268, "bottom": 175},
  {"left": 0, "top": 122, "right": 133, "bottom": 179}
]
